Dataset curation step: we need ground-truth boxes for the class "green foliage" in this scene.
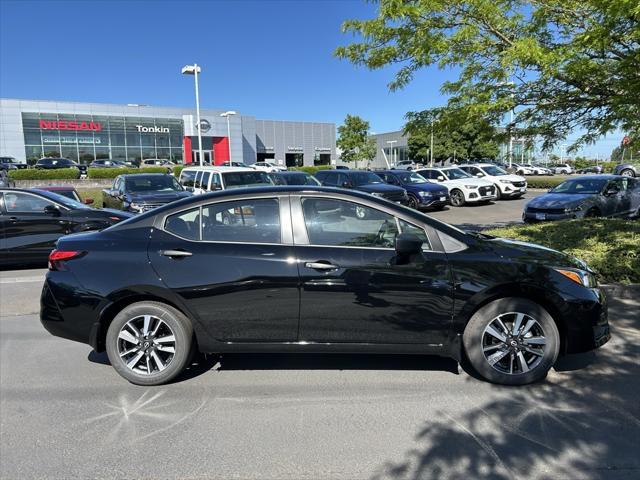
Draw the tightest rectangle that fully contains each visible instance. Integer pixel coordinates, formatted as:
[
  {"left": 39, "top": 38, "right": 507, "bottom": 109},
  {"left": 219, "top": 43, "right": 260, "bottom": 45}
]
[
  {"left": 486, "top": 219, "right": 640, "bottom": 284},
  {"left": 525, "top": 176, "right": 568, "bottom": 189},
  {"left": 76, "top": 188, "right": 104, "bottom": 208},
  {"left": 600, "top": 161, "right": 618, "bottom": 173},
  {"left": 335, "top": 1, "right": 640, "bottom": 151},
  {"left": 290, "top": 165, "right": 332, "bottom": 175},
  {"left": 337, "top": 114, "right": 375, "bottom": 166},
  {"left": 173, "top": 166, "right": 184, "bottom": 177},
  {"left": 611, "top": 141, "right": 640, "bottom": 163},
  {"left": 405, "top": 108, "right": 500, "bottom": 162},
  {"left": 87, "top": 167, "right": 168, "bottom": 179},
  {"left": 8, "top": 168, "right": 79, "bottom": 180}
]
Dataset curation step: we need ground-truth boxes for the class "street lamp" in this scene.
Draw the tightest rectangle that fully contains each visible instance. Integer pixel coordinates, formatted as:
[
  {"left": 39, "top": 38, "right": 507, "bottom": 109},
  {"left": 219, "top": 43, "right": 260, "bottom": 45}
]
[
  {"left": 386, "top": 140, "right": 397, "bottom": 166},
  {"left": 181, "top": 63, "right": 203, "bottom": 166},
  {"left": 430, "top": 119, "right": 434, "bottom": 167},
  {"left": 220, "top": 111, "right": 237, "bottom": 163}
]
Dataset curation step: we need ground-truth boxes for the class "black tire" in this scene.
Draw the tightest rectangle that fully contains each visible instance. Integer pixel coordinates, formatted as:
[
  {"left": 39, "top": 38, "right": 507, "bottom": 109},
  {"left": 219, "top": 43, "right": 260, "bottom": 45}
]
[
  {"left": 462, "top": 297, "right": 560, "bottom": 386},
  {"left": 106, "top": 301, "right": 194, "bottom": 386},
  {"left": 620, "top": 169, "right": 635, "bottom": 177},
  {"left": 495, "top": 186, "right": 502, "bottom": 200},
  {"left": 407, "top": 194, "right": 420, "bottom": 210},
  {"left": 449, "top": 189, "right": 465, "bottom": 207}
]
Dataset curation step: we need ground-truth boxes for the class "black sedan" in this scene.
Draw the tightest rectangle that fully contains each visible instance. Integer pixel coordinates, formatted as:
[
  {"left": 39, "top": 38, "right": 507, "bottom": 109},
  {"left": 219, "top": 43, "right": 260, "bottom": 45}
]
[
  {"left": 0, "top": 188, "right": 131, "bottom": 268},
  {"left": 41, "top": 186, "right": 609, "bottom": 386},
  {"left": 524, "top": 175, "right": 640, "bottom": 222},
  {"left": 35, "top": 157, "right": 88, "bottom": 176},
  {"left": 102, "top": 173, "right": 191, "bottom": 213}
]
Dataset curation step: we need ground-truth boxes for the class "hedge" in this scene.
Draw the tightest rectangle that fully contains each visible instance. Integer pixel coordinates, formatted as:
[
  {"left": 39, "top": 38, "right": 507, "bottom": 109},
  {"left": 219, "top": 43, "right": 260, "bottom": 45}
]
[
  {"left": 486, "top": 219, "right": 640, "bottom": 284},
  {"left": 525, "top": 176, "right": 568, "bottom": 189},
  {"left": 8, "top": 168, "right": 80, "bottom": 180},
  {"left": 290, "top": 165, "right": 332, "bottom": 175},
  {"left": 173, "top": 165, "right": 184, "bottom": 177},
  {"left": 87, "top": 167, "right": 170, "bottom": 178}
]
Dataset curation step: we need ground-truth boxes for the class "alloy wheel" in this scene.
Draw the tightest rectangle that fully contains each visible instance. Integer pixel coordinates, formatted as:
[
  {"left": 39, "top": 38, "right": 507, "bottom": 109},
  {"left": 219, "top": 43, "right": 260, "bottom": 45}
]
[
  {"left": 407, "top": 195, "right": 419, "bottom": 209},
  {"left": 481, "top": 312, "right": 546, "bottom": 375},
  {"left": 450, "top": 190, "right": 464, "bottom": 206},
  {"left": 621, "top": 169, "right": 634, "bottom": 177},
  {"left": 117, "top": 315, "right": 176, "bottom": 375}
]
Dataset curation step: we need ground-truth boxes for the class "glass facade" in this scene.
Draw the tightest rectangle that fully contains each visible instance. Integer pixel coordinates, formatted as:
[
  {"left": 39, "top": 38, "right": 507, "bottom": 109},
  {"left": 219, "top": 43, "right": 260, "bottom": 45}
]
[{"left": 21, "top": 113, "right": 184, "bottom": 165}]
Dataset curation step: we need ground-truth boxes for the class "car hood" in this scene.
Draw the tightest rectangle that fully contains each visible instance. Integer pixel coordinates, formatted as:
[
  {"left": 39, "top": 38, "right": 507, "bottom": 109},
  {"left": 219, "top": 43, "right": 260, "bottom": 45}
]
[
  {"left": 98, "top": 208, "right": 134, "bottom": 219},
  {"left": 500, "top": 174, "right": 526, "bottom": 182},
  {"left": 128, "top": 191, "right": 192, "bottom": 202},
  {"left": 356, "top": 183, "right": 406, "bottom": 194},
  {"left": 483, "top": 236, "right": 592, "bottom": 272},
  {"left": 526, "top": 192, "right": 595, "bottom": 209},
  {"left": 444, "top": 177, "right": 493, "bottom": 187},
  {"left": 403, "top": 183, "right": 449, "bottom": 194}
]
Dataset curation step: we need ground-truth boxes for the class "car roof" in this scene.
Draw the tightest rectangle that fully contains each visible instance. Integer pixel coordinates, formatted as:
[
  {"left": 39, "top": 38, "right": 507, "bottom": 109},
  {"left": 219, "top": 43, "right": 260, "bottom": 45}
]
[
  {"left": 181, "top": 166, "right": 253, "bottom": 173},
  {"left": 121, "top": 173, "right": 174, "bottom": 178},
  {"left": 565, "top": 174, "right": 619, "bottom": 180},
  {"left": 36, "top": 185, "right": 76, "bottom": 191}
]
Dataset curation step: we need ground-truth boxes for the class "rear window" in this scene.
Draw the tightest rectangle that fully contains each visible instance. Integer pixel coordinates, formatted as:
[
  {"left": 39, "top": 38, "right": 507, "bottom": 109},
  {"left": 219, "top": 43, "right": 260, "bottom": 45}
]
[{"left": 221, "top": 171, "right": 273, "bottom": 189}]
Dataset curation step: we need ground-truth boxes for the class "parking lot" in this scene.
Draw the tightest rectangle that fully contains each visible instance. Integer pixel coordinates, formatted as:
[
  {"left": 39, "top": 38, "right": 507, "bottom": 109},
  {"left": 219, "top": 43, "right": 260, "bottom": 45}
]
[{"left": 1, "top": 265, "right": 638, "bottom": 479}]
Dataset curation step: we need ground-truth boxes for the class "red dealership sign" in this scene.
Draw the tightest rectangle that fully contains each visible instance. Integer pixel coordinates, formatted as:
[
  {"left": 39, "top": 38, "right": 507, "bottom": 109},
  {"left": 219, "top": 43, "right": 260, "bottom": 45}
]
[{"left": 39, "top": 120, "right": 102, "bottom": 131}]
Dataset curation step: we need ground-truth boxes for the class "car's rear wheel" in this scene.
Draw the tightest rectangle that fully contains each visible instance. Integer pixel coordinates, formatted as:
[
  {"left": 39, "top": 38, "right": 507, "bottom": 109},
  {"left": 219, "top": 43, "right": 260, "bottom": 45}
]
[
  {"left": 449, "top": 189, "right": 465, "bottom": 207},
  {"left": 620, "top": 169, "right": 635, "bottom": 177},
  {"left": 106, "top": 301, "right": 194, "bottom": 386},
  {"left": 463, "top": 298, "right": 560, "bottom": 385}
]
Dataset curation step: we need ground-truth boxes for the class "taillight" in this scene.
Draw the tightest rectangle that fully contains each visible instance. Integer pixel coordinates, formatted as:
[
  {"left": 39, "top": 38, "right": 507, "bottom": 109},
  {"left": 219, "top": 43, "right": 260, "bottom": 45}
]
[{"left": 48, "top": 250, "right": 85, "bottom": 271}]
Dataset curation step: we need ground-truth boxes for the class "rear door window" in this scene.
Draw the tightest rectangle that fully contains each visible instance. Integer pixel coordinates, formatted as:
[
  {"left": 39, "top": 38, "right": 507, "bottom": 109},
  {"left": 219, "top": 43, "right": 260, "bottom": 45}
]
[
  {"left": 201, "top": 171, "right": 211, "bottom": 191},
  {"left": 201, "top": 198, "right": 281, "bottom": 243}
]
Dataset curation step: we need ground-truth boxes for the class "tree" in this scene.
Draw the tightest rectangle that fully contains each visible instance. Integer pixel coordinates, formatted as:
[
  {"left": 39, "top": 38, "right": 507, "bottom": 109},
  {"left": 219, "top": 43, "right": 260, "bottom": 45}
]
[
  {"left": 337, "top": 114, "right": 374, "bottom": 166},
  {"left": 335, "top": 1, "right": 640, "bottom": 151},
  {"left": 404, "top": 108, "right": 500, "bottom": 163},
  {"left": 611, "top": 136, "right": 640, "bottom": 161}
]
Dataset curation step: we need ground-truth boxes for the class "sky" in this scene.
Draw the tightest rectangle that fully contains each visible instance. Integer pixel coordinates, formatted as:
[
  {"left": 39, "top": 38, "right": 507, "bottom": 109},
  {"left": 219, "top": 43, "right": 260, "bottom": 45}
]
[{"left": 0, "top": 0, "right": 619, "bottom": 158}]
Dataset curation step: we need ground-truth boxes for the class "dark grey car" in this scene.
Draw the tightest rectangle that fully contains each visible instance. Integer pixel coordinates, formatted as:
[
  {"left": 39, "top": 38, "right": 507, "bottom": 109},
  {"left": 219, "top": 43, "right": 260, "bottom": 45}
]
[
  {"left": 613, "top": 163, "right": 638, "bottom": 177},
  {"left": 523, "top": 175, "right": 640, "bottom": 222}
]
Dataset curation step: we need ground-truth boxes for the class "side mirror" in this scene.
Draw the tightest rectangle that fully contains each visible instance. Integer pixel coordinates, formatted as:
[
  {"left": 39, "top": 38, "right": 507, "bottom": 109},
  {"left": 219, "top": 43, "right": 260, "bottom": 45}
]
[
  {"left": 605, "top": 187, "right": 619, "bottom": 196},
  {"left": 476, "top": 173, "right": 484, "bottom": 178},
  {"left": 83, "top": 198, "right": 94, "bottom": 205},
  {"left": 395, "top": 233, "right": 423, "bottom": 256},
  {"left": 437, "top": 176, "right": 445, "bottom": 182},
  {"left": 44, "top": 205, "right": 60, "bottom": 216},
  {"left": 342, "top": 181, "right": 353, "bottom": 188}
]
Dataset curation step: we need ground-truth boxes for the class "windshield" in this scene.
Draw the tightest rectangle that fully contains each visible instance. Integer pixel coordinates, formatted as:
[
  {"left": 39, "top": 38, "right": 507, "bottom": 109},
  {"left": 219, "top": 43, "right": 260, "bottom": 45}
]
[
  {"left": 351, "top": 172, "right": 384, "bottom": 186},
  {"left": 222, "top": 171, "right": 273, "bottom": 188},
  {"left": 550, "top": 178, "right": 607, "bottom": 194},
  {"left": 482, "top": 165, "right": 507, "bottom": 176},
  {"left": 443, "top": 168, "right": 472, "bottom": 180},
  {"left": 283, "top": 173, "right": 321, "bottom": 186},
  {"left": 125, "top": 175, "right": 183, "bottom": 192},
  {"left": 396, "top": 172, "right": 428, "bottom": 184},
  {"left": 34, "top": 189, "right": 91, "bottom": 209}
]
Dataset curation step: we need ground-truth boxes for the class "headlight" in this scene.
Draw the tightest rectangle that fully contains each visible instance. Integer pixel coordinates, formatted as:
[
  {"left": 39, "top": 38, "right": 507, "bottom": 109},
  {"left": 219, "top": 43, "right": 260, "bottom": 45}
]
[
  {"left": 564, "top": 205, "right": 583, "bottom": 213},
  {"left": 418, "top": 191, "right": 431, "bottom": 197},
  {"left": 554, "top": 268, "right": 598, "bottom": 288},
  {"left": 464, "top": 185, "right": 479, "bottom": 189},
  {"left": 499, "top": 179, "right": 512, "bottom": 184},
  {"left": 370, "top": 192, "right": 385, "bottom": 197},
  {"left": 129, "top": 202, "right": 144, "bottom": 212}
]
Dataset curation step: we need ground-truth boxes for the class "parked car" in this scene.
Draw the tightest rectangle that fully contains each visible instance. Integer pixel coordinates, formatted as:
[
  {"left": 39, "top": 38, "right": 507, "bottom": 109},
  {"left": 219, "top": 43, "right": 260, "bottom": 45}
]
[
  {"left": 552, "top": 164, "right": 574, "bottom": 175},
  {"left": 140, "top": 159, "right": 175, "bottom": 173},
  {"left": 416, "top": 167, "right": 497, "bottom": 206},
  {"left": 0, "top": 156, "right": 28, "bottom": 171},
  {"left": 376, "top": 169, "right": 449, "bottom": 210},
  {"left": 220, "top": 161, "right": 250, "bottom": 168},
  {"left": 523, "top": 175, "right": 640, "bottom": 222},
  {"left": 391, "top": 160, "right": 421, "bottom": 171},
  {"left": 335, "top": 165, "right": 349, "bottom": 170},
  {"left": 102, "top": 174, "right": 191, "bottom": 213},
  {"left": 37, "top": 186, "right": 94, "bottom": 205},
  {"left": 613, "top": 163, "right": 638, "bottom": 177},
  {"left": 270, "top": 171, "right": 321, "bottom": 186},
  {"left": 252, "top": 161, "right": 287, "bottom": 173},
  {"left": 530, "top": 164, "right": 553, "bottom": 175},
  {"left": 314, "top": 170, "right": 408, "bottom": 211},
  {"left": 89, "top": 159, "right": 128, "bottom": 169},
  {"left": 178, "top": 166, "right": 274, "bottom": 195},
  {"left": 511, "top": 163, "right": 536, "bottom": 176},
  {"left": 0, "top": 188, "right": 131, "bottom": 268},
  {"left": 0, "top": 169, "right": 15, "bottom": 188},
  {"left": 459, "top": 163, "right": 527, "bottom": 199},
  {"left": 575, "top": 166, "right": 603, "bottom": 175},
  {"left": 35, "top": 157, "right": 87, "bottom": 177},
  {"left": 40, "top": 186, "right": 610, "bottom": 386}
]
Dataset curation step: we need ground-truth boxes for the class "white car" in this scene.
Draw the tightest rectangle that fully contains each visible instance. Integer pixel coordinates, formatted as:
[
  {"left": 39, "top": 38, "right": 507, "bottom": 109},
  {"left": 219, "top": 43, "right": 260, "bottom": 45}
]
[
  {"left": 553, "top": 164, "right": 573, "bottom": 175},
  {"left": 530, "top": 165, "right": 553, "bottom": 175},
  {"left": 178, "top": 166, "right": 273, "bottom": 195},
  {"left": 392, "top": 160, "right": 422, "bottom": 171},
  {"left": 416, "top": 166, "right": 498, "bottom": 206},
  {"left": 511, "top": 163, "right": 536, "bottom": 175},
  {"left": 252, "top": 161, "right": 287, "bottom": 173},
  {"left": 459, "top": 164, "right": 527, "bottom": 199}
]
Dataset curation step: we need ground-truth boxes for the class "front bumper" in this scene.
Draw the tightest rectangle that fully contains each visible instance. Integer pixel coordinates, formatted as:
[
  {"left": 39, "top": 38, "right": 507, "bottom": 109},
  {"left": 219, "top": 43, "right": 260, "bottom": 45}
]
[
  {"left": 523, "top": 210, "right": 584, "bottom": 222},
  {"left": 562, "top": 286, "right": 610, "bottom": 354},
  {"left": 417, "top": 193, "right": 449, "bottom": 208}
]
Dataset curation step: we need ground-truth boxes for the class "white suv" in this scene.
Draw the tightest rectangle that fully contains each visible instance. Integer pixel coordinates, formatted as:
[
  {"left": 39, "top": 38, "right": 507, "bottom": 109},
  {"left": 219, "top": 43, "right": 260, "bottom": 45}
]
[
  {"left": 459, "top": 164, "right": 527, "bottom": 199},
  {"left": 393, "top": 160, "right": 421, "bottom": 171},
  {"left": 553, "top": 164, "right": 573, "bottom": 175},
  {"left": 252, "top": 161, "right": 287, "bottom": 173},
  {"left": 416, "top": 167, "right": 498, "bottom": 206}
]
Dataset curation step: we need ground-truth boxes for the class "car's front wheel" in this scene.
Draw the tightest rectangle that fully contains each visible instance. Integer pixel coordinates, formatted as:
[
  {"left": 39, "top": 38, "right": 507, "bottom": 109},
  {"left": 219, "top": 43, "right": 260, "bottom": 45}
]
[
  {"left": 449, "top": 189, "right": 465, "bottom": 207},
  {"left": 463, "top": 298, "right": 560, "bottom": 385},
  {"left": 620, "top": 169, "right": 635, "bottom": 177},
  {"left": 407, "top": 194, "right": 420, "bottom": 209},
  {"left": 106, "top": 301, "right": 194, "bottom": 386}
]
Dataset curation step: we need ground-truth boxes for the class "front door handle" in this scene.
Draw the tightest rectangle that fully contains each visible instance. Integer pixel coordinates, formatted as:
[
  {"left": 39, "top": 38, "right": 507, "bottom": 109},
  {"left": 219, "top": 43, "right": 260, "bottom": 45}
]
[
  {"left": 8, "top": 217, "right": 18, "bottom": 223},
  {"left": 160, "top": 249, "right": 192, "bottom": 258},
  {"left": 305, "top": 261, "right": 339, "bottom": 271}
]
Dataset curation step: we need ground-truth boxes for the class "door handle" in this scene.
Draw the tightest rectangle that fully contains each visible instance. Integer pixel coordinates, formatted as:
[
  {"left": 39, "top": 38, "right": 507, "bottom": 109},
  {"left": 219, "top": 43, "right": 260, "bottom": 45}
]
[
  {"left": 305, "top": 261, "right": 339, "bottom": 271},
  {"left": 8, "top": 217, "right": 18, "bottom": 223},
  {"left": 160, "top": 249, "right": 193, "bottom": 258}
]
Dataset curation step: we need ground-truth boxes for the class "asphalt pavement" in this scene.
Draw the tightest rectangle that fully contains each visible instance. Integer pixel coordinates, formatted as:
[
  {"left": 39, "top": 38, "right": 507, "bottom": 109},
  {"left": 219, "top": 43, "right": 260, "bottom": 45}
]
[{"left": 1, "top": 269, "right": 638, "bottom": 479}]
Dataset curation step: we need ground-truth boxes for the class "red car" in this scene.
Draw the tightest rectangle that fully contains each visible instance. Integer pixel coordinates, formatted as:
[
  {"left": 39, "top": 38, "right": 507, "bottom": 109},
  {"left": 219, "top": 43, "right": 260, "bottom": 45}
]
[{"left": 36, "top": 186, "right": 94, "bottom": 205}]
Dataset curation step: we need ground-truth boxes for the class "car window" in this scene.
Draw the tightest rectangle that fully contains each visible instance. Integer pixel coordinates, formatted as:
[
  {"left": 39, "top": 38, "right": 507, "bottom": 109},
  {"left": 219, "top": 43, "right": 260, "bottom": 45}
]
[
  {"left": 320, "top": 172, "right": 338, "bottom": 186},
  {"left": 3, "top": 192, "right": 53, "bottom": 213},
  {"left": 201, "top": 198, "right": 281, "bottom": 243},
  {"left": 201, "top": 171, "right": 211, "bottom": 191},
  {"left": 301, "top": 198, "right": 399, "bottom": 248},
  {"left": 164, "top": 207, "right": 200, "bottom": 240},
  {"left": 180, "top": 170, "right": 197, "bottom": 188},
  {"left": 126, "top": 175, "right": 182, "bottom": 192},
  {"left": 194, "top": 171, "right": 203, "bottom": 189},
  {"left": 221, "top": 171, "right": 273, "bottom": 189},
  {"left": 396, "top": 172, "right": 428, "bottom": 184},
  {"left": 210, "top": 173, "right": 221, "bottom": 189},
  {"left": 398, "top": 219, "right": 431, "bottom": 250}
]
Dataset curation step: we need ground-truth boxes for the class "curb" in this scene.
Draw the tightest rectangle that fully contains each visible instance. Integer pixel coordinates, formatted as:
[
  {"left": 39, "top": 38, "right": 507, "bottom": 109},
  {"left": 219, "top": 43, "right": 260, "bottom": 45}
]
[{"left": 601, "top": 284, "right": 640, "bottom": 300}]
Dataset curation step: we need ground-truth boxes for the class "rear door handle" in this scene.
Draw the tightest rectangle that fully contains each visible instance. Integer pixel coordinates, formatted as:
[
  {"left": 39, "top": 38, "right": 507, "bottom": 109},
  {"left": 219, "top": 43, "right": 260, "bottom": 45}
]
[
  {"left": 160, "top": 249, "right": 192, "bottom": 258},
  {"left": 305, "top": 261, "right": 339, "bottom": 271},
  {"left": 8, "top": 217, "right": 18, "bottom": 223}
]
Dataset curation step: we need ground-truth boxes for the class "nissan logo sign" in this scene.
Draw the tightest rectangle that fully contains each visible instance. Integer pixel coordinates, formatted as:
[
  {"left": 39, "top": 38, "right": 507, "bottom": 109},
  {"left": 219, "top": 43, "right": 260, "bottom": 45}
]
[{"left": 197, "top": 119, "right": 211, "bottom": 132}]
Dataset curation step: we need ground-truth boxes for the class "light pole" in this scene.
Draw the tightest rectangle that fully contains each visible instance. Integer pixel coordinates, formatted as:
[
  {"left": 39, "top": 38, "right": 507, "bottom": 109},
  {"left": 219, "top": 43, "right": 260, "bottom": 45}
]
[
  {"left": 220, "top": 111, "right": 236, "bottom": 163},
  {"left": 181, "top": 64, "right": 203, "bottom": 166},
  {"left": 560, "top": 143, "right": 567, "bottom": 164},
  {"left": 386, "top": 140, "right": 397, "bottom": 166},
  {"left": 430, "top": 119, "right": 434, "bottom": 167}
]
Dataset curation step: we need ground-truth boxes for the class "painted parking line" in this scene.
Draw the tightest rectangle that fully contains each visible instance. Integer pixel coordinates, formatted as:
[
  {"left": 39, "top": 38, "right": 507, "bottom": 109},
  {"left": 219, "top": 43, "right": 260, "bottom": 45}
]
[{"left": 0, "top": 276, "right": 45, "bottom": 284}]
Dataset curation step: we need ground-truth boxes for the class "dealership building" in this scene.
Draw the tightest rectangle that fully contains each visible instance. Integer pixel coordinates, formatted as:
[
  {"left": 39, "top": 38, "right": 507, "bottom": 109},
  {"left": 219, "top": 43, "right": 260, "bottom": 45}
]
[{"left": 0, "top": 98, "right": 336, "bottom": 167}]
